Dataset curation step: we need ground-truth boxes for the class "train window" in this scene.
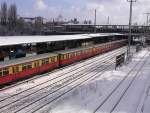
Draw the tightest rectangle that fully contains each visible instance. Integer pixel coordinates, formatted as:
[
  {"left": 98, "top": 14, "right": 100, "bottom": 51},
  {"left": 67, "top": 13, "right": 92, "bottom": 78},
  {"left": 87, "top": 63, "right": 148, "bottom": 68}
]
[
  {"left": 13, "top": 66, "right": 20, "bottom": 73},
  {"left": 34, "top": 61, "right": 40, "bottom": 67},
  {"left": 77, "top": 51, "right": 80, "bottom": 55},
  {"left": 46, "top": 58, "right": 49, "bottom": 63},
  {"left": 67, "top": 54, "right": 69, "bottom": 58},
  {"left": 73, "top": 53, "right": 74, "bottom": 57},
  {"left": 22, "top": 63, "right": 32, "bottom": 71},
  {"left": 71, "top": 53, "right": 74, "bottom": 57},
  {"left": 22, "top": 64, "right": 26, "bottom": 70},
  {"left": 68, "top": 54, "right": 71, "bottom": 58},
  {"left": 0, "top": 70, "right": 2, "bottom": 76},
  {"left": 64, "top": 54, "right": 67, "bottom": 59},
  {"left": 1, "top": 68, "right": 9, "bottom": 76},
  {"left": 27, "top": 64, "right": 32, "bottom": 69},
  {"left": 54, "top": 56, "right": 57, "bottom": 62},
  {"left": 51, "top": 57, "right": 55, "bottom": 63},
  {"left": 69, "top": 53, "right": 72, "bottom": 57},
  {"left": 49, "top": 58, "right": 52, "bottom": 63},
  {"left": 61, "top": 55, "right": 64, "bottom": 60},
  {"left": 74, "top": 52, "right": 77, "bottom": 56},
  {"left": 76, "top": 52, "right": 78, "bottom": 56},
  {"left": 52, "top": 56, "right": 57, "bottom": 62},
  {"left": 66, "top": 54, "right": 68, "bottom": 59},
  {"left": 42, "top": 58, "right": 49, "bottom": 65}
]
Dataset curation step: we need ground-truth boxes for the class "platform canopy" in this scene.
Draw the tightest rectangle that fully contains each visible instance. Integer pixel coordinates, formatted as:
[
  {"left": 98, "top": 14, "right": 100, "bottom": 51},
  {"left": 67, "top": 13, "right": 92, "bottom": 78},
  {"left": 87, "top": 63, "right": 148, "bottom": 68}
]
[
  {"left": 0, "top": 33, "right": 125, "bottom": 47},
  {"left": 83, "top": 33, "right": 124, "bottom": 38}
]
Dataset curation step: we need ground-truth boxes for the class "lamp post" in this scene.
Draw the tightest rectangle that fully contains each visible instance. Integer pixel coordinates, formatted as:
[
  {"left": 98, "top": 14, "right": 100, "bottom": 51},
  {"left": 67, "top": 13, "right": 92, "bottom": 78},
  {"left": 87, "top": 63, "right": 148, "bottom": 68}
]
[{"left": 127, "top": 0, "right": 136, "bottom": 60}]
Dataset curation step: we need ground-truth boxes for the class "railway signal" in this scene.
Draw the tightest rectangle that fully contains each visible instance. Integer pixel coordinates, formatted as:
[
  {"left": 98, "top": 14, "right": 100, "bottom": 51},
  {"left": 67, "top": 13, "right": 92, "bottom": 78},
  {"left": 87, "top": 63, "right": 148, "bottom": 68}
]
[{"left": 115, "top": 53, "right": 125, "bottom": 69}]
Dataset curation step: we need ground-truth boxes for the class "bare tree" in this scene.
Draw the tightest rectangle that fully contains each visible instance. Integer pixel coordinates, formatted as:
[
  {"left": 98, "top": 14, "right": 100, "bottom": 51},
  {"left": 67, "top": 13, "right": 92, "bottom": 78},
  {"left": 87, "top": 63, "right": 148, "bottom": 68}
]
[
  {"left": 8, "top": 4, "right": 17, "bottom": 29},
  {"left": 1, "top": 2, "right": 7, "bottom": 25}
]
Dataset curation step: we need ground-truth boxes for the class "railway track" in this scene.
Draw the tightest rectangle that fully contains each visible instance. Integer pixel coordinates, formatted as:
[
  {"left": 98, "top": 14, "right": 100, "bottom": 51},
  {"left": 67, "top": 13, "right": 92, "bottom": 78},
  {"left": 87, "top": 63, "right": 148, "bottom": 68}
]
[
  {"left": 0, "top": 47, "right": 126, "bottom": 92},
  {"left": 0, "top": 47, "right": 126, "bottom": 100},
  {"left": 0, "top": 47, "right": 125, "bottom": 113},
  {"left": 136, "top": 70, "right": 150, "bottom": 113},
  {"left": 17, "top": 58, "right": 115, "bottom": 113},
  {"left": 93, "top": 50, "right": 149, "bottom": 113},
  {"left": 0, "top": 59, "right": 114, "bottom": 113}
]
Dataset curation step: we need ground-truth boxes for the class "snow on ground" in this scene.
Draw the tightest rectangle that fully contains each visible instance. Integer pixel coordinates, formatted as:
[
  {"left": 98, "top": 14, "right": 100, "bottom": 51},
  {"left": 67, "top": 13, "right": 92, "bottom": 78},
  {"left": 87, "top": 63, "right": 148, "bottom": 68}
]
[
  {"left": 111, "top": 51, "right": 150, "bottom": 113},
  {"left": 37, "top": 48, "right": 150, "bottom": 113},
  {"left": 0, "top": 46, "right": 139, "bottom": 113},
  {"left": 143, "top": 87, "right": 150, "bottom": 113}
]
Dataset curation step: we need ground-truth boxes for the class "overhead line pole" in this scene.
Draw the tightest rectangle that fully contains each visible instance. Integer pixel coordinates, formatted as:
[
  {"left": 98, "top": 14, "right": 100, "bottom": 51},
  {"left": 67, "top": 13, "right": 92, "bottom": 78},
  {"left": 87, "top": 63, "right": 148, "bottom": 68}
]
[
  {"left": 127, "top": 0, "right": 136, "bottom": 60},
  {"left": 144, "top": 12, "right": 150, "bottom": 26},
  {"left": 107, "top": 16, "right": 110, "bottom": 25},
  {"left": 94, "top": 9, "right": 97, "bottom": 33},
  {"left": 144, "top": 12, "right": 150, "bottom": 34}
]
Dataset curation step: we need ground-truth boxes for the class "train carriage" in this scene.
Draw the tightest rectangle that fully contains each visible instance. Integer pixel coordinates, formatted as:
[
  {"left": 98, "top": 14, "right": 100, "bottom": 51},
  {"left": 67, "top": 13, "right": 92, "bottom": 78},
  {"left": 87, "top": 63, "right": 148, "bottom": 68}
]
[
  {"left": 57, "top": 46, "right": 94, "bottom": 66},
  {"left": 57, "top": 48, "right": 83, "bottom": 66},
  {"left": 0, "top": 39, "right": 127, "bottom": 85},
  {"left": 0, "top": 53, "right": 59, "bottom": 85}
]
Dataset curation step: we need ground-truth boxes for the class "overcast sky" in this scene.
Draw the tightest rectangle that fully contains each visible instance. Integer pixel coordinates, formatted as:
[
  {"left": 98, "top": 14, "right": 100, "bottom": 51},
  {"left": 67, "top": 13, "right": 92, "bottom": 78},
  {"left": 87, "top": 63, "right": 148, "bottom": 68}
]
[{"left": 1, "top": 0, "right": 150, "bottom": 25}]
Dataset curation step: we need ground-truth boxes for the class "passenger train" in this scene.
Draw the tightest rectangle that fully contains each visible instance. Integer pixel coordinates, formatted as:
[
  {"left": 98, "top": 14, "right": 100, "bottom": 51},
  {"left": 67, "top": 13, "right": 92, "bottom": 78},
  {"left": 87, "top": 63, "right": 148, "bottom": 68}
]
[{"left": 0, "top": 39, "right": 127, "bottom": 85}]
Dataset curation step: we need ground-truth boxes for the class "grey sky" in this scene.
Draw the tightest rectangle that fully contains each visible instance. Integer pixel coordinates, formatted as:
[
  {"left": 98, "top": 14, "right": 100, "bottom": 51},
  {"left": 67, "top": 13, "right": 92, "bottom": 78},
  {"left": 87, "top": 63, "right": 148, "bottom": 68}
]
[{"left": 1, "top": 0, "right": 150, "bottom": 25}]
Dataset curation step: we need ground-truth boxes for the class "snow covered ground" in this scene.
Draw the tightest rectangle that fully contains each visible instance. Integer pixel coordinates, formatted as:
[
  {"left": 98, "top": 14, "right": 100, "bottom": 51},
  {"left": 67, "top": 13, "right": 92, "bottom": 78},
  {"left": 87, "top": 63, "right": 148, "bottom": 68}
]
[
  {"left": 38, "top": 48, "right": 150, "bottom": 113},
  {"left": 3, "top": 46, "right": 150, "bottom": 113}
]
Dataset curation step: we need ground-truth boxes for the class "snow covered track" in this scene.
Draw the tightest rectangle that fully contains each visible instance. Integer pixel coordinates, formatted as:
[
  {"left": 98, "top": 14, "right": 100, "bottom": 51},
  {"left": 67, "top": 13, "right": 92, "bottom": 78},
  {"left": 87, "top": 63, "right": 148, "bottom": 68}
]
[
  {"left": 93, "top": 50, "right": 150, "bottom": 113},
  {"left": 0, "top": 47, "right": 126, "bottom": 113}
]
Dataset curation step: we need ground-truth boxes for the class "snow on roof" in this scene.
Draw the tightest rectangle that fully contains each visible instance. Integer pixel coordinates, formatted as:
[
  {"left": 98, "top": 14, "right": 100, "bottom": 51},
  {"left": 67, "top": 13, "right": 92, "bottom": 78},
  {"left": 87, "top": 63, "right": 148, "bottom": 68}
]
[
  {"left": 0, "top": 33, "right": 125, "bottom": 47},
  {"left": 0, "top": 34, "right": 90, "bottom": 47},
  {"left": 82, "top": 33, "right": 124, "bottom": 37}
]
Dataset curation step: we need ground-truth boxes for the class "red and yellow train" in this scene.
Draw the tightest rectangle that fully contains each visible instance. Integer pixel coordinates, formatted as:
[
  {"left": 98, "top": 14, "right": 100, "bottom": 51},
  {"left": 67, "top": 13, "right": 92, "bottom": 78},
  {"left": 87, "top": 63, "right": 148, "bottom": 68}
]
[{"left": 0, "top": 39, "right": 127, "bottom": 85}]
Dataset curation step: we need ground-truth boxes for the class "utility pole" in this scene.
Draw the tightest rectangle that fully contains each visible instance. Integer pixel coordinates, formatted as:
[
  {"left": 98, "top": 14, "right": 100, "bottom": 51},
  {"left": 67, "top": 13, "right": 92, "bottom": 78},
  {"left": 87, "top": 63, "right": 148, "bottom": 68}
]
[
  {"left": 94, "top": 9, "right": 97, "bottom": 33},
  {"left": 144, "top": 12, "right": 150, "bottom": 34},
  {"left": 127, "top": 0, "right": 136, "bottom": 60},
  {"left": 144, "top": 12, "right": 150, "bottom": 26},
  {"left": 107, "top": 16, "right": 110, "bottom": 25},
  {"left": 143, "top": 13, "right": 150, "bottom": 46}
]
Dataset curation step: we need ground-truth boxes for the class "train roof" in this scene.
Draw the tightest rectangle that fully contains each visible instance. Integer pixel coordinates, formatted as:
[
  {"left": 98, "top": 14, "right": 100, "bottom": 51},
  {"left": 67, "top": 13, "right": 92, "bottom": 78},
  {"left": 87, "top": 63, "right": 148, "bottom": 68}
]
[
  {"left": 57, "top": 39, "right": 125, "bottom": 54},
  {"left": 0, "top": 53, "right": 58, "bottom": 68},
  {"left": 56, "top": 46, "right": 93, "bottom": 54},
  {"left": 0, "top": 33, "right": 125, "bottom": 47}
]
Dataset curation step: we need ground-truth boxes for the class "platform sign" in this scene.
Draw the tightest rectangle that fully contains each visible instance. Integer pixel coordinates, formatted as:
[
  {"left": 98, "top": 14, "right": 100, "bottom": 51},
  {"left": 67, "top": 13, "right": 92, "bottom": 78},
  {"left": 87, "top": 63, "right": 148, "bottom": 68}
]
[{"left": 116, "top": 53, "right": 125, "bottom": 69}]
